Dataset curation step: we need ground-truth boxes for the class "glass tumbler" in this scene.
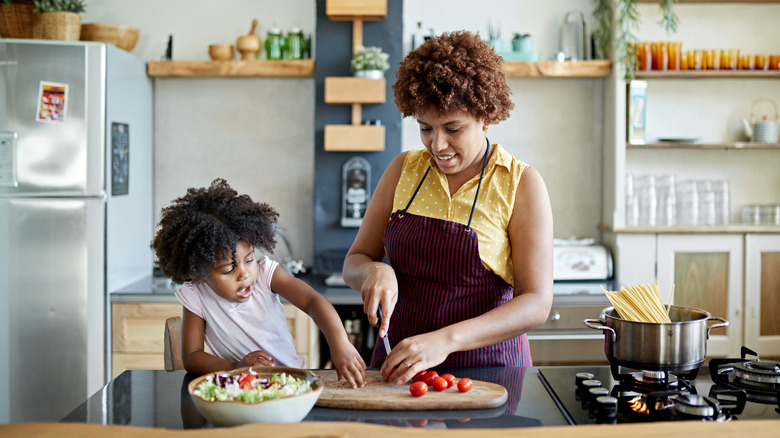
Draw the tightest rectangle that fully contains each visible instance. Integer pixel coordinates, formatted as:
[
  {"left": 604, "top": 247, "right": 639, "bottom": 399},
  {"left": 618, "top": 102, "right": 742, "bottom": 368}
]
[
  {"left": 698, "top": 179, "right": 716, "bottom": 226},
  {"left": 711, "top": 179, "right": 730, "bottom": 226},
  {"left": 676, "top": 180, "right": 699, "bottom": 226},
  {"left": 742, "top": 205, "right": 760, "bottom": 225},
  {"left": 625, "top": 174, "right": 639, "bottom": 227},
  {"left": 636, "top": 175, "right": 657, "bottom": 227},
  {"left": 656, "top": 174, "right": 676, "bottom": 226}
]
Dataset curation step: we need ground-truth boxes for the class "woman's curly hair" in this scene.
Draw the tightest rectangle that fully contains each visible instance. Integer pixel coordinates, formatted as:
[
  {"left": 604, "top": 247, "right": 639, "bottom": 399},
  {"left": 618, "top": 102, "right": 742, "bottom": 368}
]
[
  {"left": 393, "top": 30, "right": 514, "bottom": 124},
  {"left": 151, "top": 178, "right": 278, "bottom": 284}
]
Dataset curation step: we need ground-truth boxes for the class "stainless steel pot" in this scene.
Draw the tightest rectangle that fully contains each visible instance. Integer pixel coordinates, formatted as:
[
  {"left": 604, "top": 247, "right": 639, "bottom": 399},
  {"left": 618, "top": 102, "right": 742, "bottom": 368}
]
[{"left": 584, "top": 306, "right": 728, "bottom": 372}]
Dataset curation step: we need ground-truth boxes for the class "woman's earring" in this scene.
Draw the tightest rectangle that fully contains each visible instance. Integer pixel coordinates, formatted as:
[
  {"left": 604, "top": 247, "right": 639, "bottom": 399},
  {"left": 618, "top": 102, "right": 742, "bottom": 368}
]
[{"left": 483, "top": 125, "right": 489, "bottom": 132}]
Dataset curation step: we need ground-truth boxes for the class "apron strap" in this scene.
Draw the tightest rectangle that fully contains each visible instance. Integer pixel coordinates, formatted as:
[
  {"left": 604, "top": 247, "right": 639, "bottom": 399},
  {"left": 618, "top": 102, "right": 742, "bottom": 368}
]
[
  {"left": 467, "top": 137, "right": 491, "bottom": 228},
  {"left": 400, "top": 137, "right": 492, "bottom": 225}
]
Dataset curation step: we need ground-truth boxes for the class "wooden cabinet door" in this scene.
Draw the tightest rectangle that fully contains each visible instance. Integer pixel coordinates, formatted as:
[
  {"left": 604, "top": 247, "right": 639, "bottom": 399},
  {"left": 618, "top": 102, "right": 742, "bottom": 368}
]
[
  {"left": 111, "top": 303, "right": 182, "bottom": 378},
  {"left": 283, "top": 304, "right": 321, "bottom": 369},
  {"left": 657, "top": 234, "right": 743, "bottom": 358},
  {"left": 744, "top": 234, "right": 780, "bottom": 357}
]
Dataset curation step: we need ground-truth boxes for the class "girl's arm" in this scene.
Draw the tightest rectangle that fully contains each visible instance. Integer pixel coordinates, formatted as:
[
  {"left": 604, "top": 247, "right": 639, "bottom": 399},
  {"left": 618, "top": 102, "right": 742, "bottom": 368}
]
[
  {"left": 180, "top": 308, "right": 273, "bottom": 374},
  {"left": 272, "top": 266, "right": 367, "bottom": 388}
]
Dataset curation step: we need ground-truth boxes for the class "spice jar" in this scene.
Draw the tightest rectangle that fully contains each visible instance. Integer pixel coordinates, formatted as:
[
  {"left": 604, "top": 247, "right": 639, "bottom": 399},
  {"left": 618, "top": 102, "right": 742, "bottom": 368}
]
[{"left": 265, "top": 28, "right": 284, "bottom": 60}]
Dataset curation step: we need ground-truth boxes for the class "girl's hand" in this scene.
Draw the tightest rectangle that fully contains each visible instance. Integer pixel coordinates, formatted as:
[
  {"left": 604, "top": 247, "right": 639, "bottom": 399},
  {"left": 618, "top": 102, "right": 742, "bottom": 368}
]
[
  {"left": 238, "top": 350, "right": 275, "bottom": 368},
  {"left": 361, "top": 265, "right": 397, "bottom": 338},
  {"left": 330, "top": 340, "right": 367, "bottom": 388},
  {"left": 379, "top": 331, "right": 451, "bottom": 384}
]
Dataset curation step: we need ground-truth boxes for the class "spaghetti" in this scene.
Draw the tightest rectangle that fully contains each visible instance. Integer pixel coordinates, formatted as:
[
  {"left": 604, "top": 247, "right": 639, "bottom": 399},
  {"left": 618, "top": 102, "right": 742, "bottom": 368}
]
[{"left": 601, "top": 282, "right": 672, "bottom": 323}]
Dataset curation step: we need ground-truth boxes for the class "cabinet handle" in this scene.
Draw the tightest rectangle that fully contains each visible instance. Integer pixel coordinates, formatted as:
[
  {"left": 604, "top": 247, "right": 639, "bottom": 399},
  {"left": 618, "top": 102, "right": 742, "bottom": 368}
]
[{"left": 550, "top": 311, "right": 561, "bottom": 322}]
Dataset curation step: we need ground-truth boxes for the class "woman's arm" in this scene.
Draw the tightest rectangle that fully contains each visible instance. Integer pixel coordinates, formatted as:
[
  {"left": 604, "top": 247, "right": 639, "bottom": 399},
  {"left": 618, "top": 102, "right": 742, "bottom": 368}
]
[
  {"left": 380, "top": 166, "right": 554, "bottom": 383},
  {"left": 272, "top": 266, "right": 367, "bottom": 388},
  {"left": 343, "top": 152, "right": 406, "bottom": 337}
]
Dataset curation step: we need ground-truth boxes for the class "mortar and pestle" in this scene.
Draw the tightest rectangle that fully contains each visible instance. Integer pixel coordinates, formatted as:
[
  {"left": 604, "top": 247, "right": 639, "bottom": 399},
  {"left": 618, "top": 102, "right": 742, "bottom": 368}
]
[{"left": 236, "top": 19, "right": 261, "bottom": 60}]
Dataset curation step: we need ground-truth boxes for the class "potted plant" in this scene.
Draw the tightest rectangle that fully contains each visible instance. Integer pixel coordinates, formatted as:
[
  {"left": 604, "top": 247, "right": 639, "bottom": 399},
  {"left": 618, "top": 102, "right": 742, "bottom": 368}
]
[
  {"left": 350, "top": 46, "right": 390, "bottom": 79},
  {"left": 33, "top": 0, "right": 86, "bottom": 41},
  {"left": 592, "top": 0, "right": 678, "bottom": 79}
]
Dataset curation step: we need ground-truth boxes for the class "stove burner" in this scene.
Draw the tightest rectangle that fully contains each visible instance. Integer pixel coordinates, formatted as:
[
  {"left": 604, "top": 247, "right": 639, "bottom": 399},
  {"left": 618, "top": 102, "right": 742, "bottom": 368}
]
[
  {"left": 709, "top": 346, "right": 780, "bottom": 405},
  {"left": 672, "top": 393, "right": 731, "bottom": 422},
  {"left": 733, "top": 360, "right": 780, "bottom": 385}
]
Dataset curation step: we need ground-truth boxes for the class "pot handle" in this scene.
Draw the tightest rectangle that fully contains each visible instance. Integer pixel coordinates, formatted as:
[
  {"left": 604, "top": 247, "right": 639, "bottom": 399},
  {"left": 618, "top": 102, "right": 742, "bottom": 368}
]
[
  {"left": 583, "top": 319, "right": 615, "bottom": 342},
  {"left": 706, "top": 316, "right": 729, "bottom": 339}
]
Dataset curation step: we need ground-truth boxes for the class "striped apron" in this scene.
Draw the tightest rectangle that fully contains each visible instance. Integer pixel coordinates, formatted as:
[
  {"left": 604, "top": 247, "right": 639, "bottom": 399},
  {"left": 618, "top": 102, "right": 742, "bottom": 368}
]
[{"left": 370, "top": 141, "right": 532, "bottom": 368}]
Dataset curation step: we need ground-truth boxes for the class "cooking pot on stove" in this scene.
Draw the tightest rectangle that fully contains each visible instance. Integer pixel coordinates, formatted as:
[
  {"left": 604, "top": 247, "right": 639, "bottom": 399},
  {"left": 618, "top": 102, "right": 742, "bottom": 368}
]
[{"left": 584, "top": 306, "right": 728, "bottom": 373}]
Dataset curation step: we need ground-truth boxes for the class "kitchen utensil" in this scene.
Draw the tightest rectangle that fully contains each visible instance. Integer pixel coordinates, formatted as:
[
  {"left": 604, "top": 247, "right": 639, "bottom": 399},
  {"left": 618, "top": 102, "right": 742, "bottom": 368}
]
[
  {"left": 236, "top": 18, "right": 261, "bottom": 60},
  {"left": 743, "top": 98, "right": 779, "bottom": 143},
  {"left": 584, "top": 306, "right": 728, "bottom": 373},
  {"left": 559, "top": 11, "right": 586, "bottom": 61},
  {"left": 313, "top": 370, "right": 507, "bottom": 410},
  {"left": 208, "top": 43, "right": 234, "bottom": 61},
  {"left": 187, "top": 366, "right": 323, "bottom": 426},
  {"left": 80, "top": 23, "right": 140, "bottom": 52}
]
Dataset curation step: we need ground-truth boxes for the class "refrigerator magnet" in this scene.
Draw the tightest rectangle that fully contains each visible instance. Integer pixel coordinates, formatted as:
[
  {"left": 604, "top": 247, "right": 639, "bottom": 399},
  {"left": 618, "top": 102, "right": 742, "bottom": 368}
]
[{"left": 36, "top": 81, "right": 68, "bottom": 123}]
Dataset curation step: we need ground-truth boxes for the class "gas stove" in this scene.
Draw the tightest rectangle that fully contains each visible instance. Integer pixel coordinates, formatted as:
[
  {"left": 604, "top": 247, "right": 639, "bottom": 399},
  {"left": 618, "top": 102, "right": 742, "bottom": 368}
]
[{"left": 539, "top": 347, "right": 780, "bottom": 425}]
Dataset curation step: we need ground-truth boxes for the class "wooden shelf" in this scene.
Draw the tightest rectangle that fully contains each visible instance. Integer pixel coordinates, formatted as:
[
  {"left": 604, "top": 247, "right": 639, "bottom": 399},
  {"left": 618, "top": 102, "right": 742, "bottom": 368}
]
[
  {"left": 601, "top": 223, "right": 780, "bottom": 234},
  {"left": 629, "top": 142, "right": 780, "bottom": 149},
  {"left": 324, "top": 77, "right": 386, "bottom": 104},
  {"left": 324, "top": 125, "right": 385, "bottom": 151},
  {"left": 503, "top": 60, "right": 611, "bottom": 78},
  {"left": 326, "top": 0, "right": 386, "bottom": 21},
  {"left": 147, "top": 59, "right": 314, "bottom": 78},
  {"left": 635, "top": 70, "right": 780, "bottom": 79}
]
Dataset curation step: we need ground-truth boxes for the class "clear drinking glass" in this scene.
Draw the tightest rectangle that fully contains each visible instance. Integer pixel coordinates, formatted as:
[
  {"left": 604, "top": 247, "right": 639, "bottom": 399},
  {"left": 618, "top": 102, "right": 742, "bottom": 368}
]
[
  {"left": 742, "top": 205, "right": 760, "bottom": 225},
  {"left": 676, "top": 180, "right": 699, "bottom": 226},
  {"left": 698, "top": 179, "right": 716, "bottom": 226},
  {"left": 636, "top": 175, "right": 657, "bottom": 226},
  {"left": 625, "top": 174, "right": 639, "bottom": 227},
  {"left": 711, "top": 180, "right": 730, "bottom": 226},
  {"left": 656, "top": 174, "right": 676, "bottom": 226}
]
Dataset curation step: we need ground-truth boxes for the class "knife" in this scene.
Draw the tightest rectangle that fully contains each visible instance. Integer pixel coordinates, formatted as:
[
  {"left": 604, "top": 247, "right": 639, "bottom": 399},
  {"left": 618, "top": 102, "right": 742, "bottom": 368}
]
[{"left": 378, "top": 306, "right": 391, "bottom": 355}]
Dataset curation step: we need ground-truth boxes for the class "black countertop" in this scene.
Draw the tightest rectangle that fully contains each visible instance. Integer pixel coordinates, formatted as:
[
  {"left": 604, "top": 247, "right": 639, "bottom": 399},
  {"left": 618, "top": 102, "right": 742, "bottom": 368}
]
[{"left": 61, "top": 367, "right": 568, "bottom": 429}]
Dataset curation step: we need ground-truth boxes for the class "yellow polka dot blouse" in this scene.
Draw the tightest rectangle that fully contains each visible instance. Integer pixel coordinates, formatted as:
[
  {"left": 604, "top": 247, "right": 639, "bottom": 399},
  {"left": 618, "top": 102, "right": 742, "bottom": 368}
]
[{"left": 391, "top": 144, "right": 528, "bottom": 286}]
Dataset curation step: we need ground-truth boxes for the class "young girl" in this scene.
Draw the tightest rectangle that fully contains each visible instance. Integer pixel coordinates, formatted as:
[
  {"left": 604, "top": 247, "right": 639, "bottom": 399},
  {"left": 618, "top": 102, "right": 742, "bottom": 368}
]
[{"left": 151, "top": 178, "right": 366, "bottom": 388}]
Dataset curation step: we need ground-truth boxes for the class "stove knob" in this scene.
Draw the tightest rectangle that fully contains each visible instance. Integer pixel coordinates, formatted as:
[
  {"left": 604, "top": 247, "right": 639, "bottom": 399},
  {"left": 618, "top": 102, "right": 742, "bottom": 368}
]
[
  {"left": 576, "top": 378, "right": 601, "bottom": 400},
  {"left": 585, "top": 387, "right": 610, "bottom": 412},
  {"left": 594, "top": 395, "right": 618, "bottom": 421},
  {"left": 575, "top": 373, "right": 596, "bottom": 387}
]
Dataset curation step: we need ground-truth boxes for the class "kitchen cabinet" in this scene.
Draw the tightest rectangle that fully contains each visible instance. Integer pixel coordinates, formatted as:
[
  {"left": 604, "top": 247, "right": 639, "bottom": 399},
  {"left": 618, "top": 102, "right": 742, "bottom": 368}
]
[
  {"left": 608, "top": 232, "right": 780, "bottom": 358},
  {"left": 111, "top": 302, "right": 320, "bottom": 378},
  {"left": 744, "top": 234, "right": 780, "bottom": 354},
  {"left": 111, "top": 302, "right": 183, "bottom": 378}
]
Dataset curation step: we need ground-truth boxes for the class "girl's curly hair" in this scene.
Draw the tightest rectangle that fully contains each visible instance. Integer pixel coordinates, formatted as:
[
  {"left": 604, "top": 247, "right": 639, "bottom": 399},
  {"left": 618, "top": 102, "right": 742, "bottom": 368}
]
[
  {"left": 393, "top": 30, "right": 514, "bottom": 125},
  {"left": 151, "top": 178, "right": 278, "bottom": 284}
]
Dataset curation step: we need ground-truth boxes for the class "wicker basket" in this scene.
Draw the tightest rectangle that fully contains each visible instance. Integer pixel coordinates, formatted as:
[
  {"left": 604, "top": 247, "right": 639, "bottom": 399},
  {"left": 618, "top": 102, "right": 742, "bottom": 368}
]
[
  {"left": 0, "top": 1, "right": 42, "bottom": 39},
  {"left": 40, "top": 11, "right": 81, "bottom": 41}
]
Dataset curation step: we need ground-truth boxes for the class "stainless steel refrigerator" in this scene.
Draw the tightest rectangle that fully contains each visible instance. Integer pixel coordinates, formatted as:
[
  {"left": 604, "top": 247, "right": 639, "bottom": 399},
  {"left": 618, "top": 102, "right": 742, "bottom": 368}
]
[{"left": 0, "top": 40, "right": 153, "bottom": 423}]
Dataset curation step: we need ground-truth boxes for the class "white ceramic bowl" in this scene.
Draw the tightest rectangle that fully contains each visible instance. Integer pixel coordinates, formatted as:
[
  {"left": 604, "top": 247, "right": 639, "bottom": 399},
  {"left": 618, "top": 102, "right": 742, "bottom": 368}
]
[{"left": 188, "top": 366, "right": 323, "bottom": 426}]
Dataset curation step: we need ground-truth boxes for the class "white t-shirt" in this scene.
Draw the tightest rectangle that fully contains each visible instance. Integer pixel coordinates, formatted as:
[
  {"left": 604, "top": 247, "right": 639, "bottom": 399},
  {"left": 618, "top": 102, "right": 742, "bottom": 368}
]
[{"left": 175, "top": 256, "right": 306, "bottom": 368}]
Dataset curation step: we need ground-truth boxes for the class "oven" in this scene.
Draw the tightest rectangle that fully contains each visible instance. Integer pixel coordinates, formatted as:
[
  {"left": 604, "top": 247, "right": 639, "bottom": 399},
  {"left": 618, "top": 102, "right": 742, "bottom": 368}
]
[{"left": 528, "top": 242, "right": 615, "bottom": 365}]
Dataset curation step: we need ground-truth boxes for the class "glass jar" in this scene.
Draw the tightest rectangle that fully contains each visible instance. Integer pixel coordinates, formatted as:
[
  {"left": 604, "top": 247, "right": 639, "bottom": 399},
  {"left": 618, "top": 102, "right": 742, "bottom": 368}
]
[
  {"left": 285, "top": 27, "right": 305, "bottom": 60},
  {"left": 265, "top": 28, "right": 284, "bottom": 60}
]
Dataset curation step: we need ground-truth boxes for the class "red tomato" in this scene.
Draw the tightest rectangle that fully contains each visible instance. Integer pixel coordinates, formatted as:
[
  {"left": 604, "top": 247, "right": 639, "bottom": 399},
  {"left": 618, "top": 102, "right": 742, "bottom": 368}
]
[
  {"left": 238, "top": 374, "right": 256, "bottom": 390},
  {"left": 412, "top": 370, "right": 428, "bottom": 382},
  {"left": 432, "top": 376, "right": 448, "bottom": 391},
  {"left": 440, "top": 373, "right": 456, "bottom": 388},
  {"left": 421, "top": 371, "right": 439, "bottom": 386},
  {"left": 410, "top": 381, "right": 428, "bottom": 397},
  {"left": 457, "top": 378, "right": 473, "bottom": 393},
  {"left": 269, "top": 381, "right": 281, "bottom": 387}
]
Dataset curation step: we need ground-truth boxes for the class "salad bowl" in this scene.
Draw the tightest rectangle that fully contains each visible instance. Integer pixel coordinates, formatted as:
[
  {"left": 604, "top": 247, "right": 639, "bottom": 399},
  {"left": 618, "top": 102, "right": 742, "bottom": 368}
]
[{"left": 187, "top": 366, "right": 323, "bottom": 426}]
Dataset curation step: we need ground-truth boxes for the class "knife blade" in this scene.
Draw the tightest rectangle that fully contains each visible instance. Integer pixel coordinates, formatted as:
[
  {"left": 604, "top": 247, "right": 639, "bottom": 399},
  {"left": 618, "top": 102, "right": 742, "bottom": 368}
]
[{"left": 378, "top": 305, "right": 391, "bottom": 355}]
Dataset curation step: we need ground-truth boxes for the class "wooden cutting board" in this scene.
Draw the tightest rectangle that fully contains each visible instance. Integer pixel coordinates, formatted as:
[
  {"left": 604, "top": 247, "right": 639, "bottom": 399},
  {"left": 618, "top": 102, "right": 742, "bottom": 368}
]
[{"left": 313, "top": 370, "right": 508, "bottom": 410}]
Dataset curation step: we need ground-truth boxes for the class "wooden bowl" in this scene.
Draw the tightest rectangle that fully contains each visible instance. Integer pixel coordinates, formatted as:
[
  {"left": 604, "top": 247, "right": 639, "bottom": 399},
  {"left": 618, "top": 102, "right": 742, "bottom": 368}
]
[
  {"left": 80, "top": 23, "right": 139, "bottom": 52},
  {"left": 209, "top": 43, "right": 235, "bottom": 61}
]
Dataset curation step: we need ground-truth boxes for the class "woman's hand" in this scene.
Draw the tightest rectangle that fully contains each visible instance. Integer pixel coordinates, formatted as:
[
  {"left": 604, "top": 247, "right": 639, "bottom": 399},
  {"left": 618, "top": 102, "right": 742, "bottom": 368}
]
[
  {"left": 361, "top": 265, "right": 398, "bottom": 338},
  {"left": 329, "top": 339, "right": 368, "bottom": 388},
  {"left": 379, "top": 331, "right": 452, "bottom": 384},
  {"left": 237, "top": 350, "right": 275, "bottom": 368}
]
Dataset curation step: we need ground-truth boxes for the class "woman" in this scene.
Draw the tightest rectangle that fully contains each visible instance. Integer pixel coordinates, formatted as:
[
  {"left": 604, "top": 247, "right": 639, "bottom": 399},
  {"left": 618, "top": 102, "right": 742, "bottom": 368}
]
[{"left": 343, "top": 31, "right": 553, "bottom": 384}]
